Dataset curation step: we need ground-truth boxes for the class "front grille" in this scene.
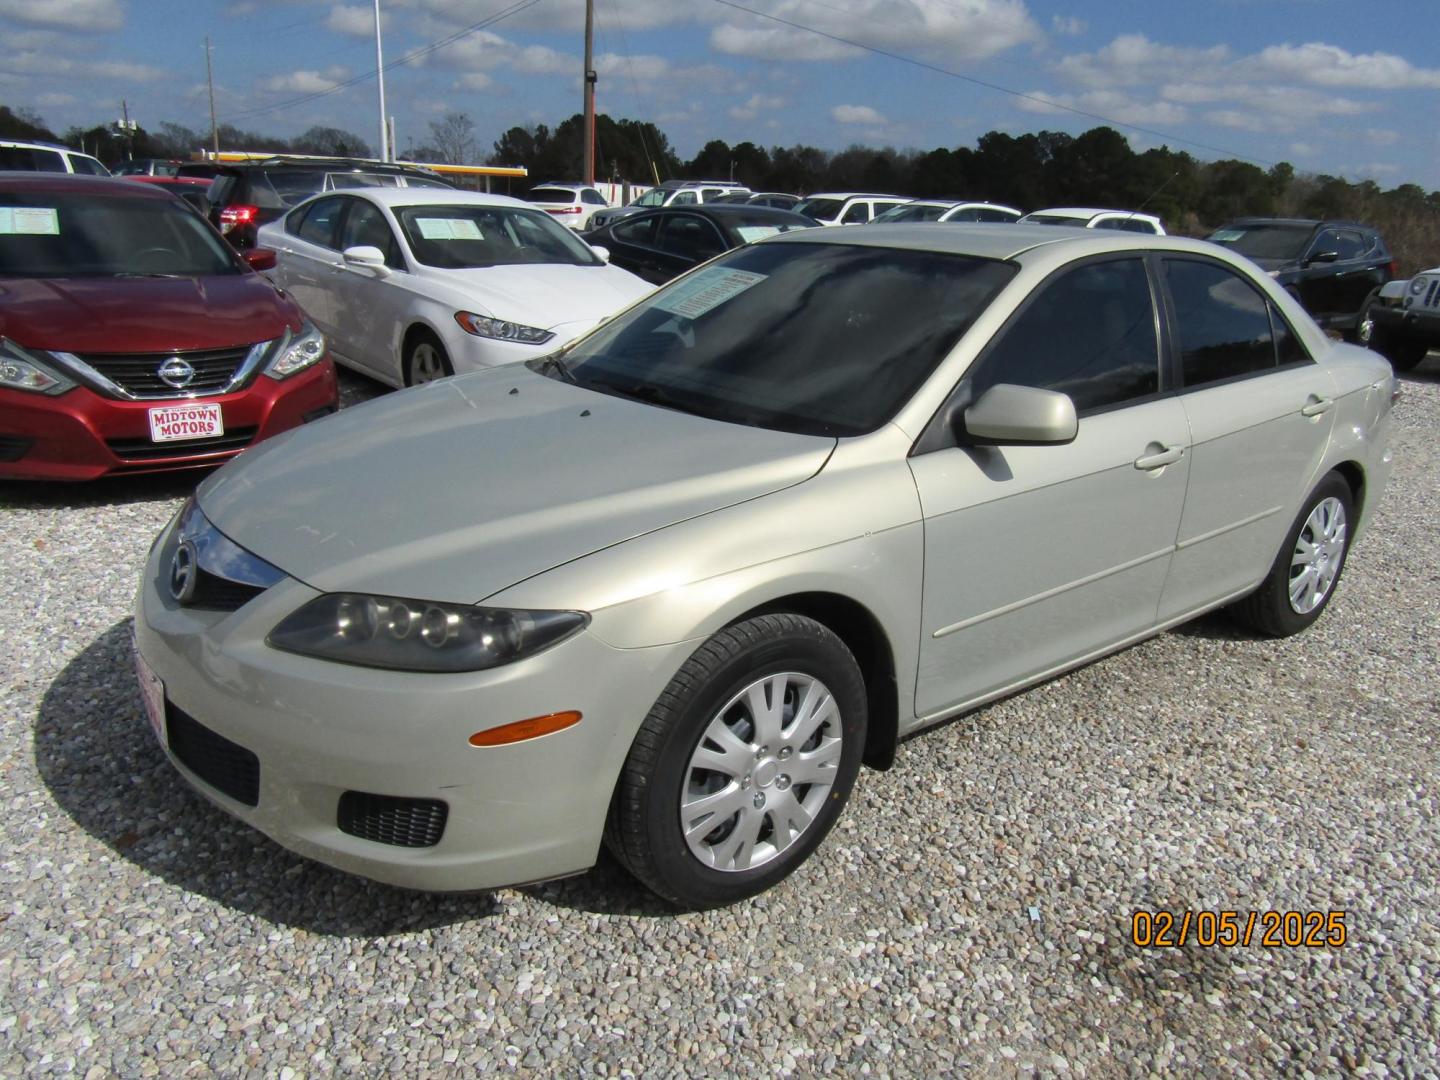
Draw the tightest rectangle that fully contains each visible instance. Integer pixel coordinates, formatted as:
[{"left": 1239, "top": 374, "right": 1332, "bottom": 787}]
[
  {"left": 190, "top": 567, "right": 267, "bottom": 611},
  {"left": 1423, "top": 278, "right": 1439, "bottom": 310},
  {"left": 107, "top": 427, "right": 257, "bottom": 461},
  {"left": 166, "top": 703, "right": 260, "bottom": 807},
  {"left": 74, "top": 344, "right": 257, "bottom": 398},
  {"left": 338, "top": 791, "right": 448, "bottom": 848},
  {"left": 0, "top": 436, "right": 34, "bottom": 462}
]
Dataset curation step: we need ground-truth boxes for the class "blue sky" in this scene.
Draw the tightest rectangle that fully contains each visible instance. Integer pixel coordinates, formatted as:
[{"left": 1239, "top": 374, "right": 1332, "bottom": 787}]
[{"left": 3, "top": 0, "right": 1438, "bottom": 189}]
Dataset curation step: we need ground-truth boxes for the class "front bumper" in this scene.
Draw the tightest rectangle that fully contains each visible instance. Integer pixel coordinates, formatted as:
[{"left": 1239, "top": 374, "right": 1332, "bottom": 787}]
[
  {"left": 133, "top": 520, "right": 689, "bottom": 891},
  {"left": 0, "top": 361, "right": 337, "bottom": 482},
  {"left": 1370, "top": 302, "right": 1440, "bottom": 347}
]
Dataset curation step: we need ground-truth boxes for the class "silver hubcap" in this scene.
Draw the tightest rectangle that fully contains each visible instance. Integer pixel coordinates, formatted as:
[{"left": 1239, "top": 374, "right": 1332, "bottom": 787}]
[
  {"left": 1289, "top": 496, "right": 1347, "bottom": 614},
  {"left": 680, "top": 672, "right": 842, "bottom": 873},
  {"left": 410, "top": 343, "right": 446, "bottom": 384},
  {"left": 1357, "top": 311, "right": 1374, "bottom": 345}
]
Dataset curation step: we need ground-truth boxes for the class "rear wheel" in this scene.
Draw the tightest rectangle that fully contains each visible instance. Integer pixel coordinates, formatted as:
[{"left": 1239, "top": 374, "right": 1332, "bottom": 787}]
[
  {"left": 606, "top": 614, "right": 867, "bottom": 909},
  {"left": 1229, "top": 472, "right": 1353, "bottom": 637},
  {"left": 404, "top": 332, "right": 454, "bottom": 386}
]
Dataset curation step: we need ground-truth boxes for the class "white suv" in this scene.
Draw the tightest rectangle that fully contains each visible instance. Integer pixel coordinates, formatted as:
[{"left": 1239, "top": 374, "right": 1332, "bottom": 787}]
[
  {"left": 0, "top": 139, "right": 111, "bottom": 176},
  {"left": 588, "top": 181, "right": 750, "bottom": 230},
  {"left": 522, "top": 183, "right": 611, "bottom": 231},
  {"left": 793, "top": 192, "right": 912, "bottom": 226}
]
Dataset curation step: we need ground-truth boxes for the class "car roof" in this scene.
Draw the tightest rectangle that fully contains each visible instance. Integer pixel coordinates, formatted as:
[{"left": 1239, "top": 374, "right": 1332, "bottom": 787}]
[
  {"left": 1222, "top": 217, "right": 1372, "bottom": 231},
  {"left": 1024, "top": 206, "right": 1158, "bottom": 219},
  {"left": 322, "top": 187, "right": 532, "bottom": 210},
  {"left": 656, "top": 204, "right": 814, "bottom": 223},
  {"left": 0, "top": 173, "right": 169, "bottom": 198},
  {"left": 763, "top": 222, "right": 1233, "bottom": 264},
  {"left": 802, "top": 192, "right": 910, "bottom": 200},
  {"left": 531, "top": 182, "right": 595, "bottom": 189}
]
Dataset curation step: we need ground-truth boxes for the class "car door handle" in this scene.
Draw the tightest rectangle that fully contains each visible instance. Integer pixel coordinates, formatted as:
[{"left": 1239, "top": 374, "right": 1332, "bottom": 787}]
[
  {"left": 1133, "top": 444, "right": 1185, "bottom": 471},
  {"left": 1300, "top": 396, "right": 1334, "bottom": 417}
]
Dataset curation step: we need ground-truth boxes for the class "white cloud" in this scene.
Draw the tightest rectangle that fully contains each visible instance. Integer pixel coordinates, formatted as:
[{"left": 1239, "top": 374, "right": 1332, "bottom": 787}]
[
  {"left": 326, "top": 4, "right": 385, "bottom": 37},
  {"left": 0, "top": 0, "right": 122, "bottom": 31},
  {"left": 1366, "top": 129, "right": 1400, "bottom": 146},
  {"left": 711, "top": 0, "right": 1040, "bottom": 63},
  {"left": 36, "top": 92, "right": 76, "bottom": 107},
  {"left": 729, "top": 93, "right": 785, "bottom": 121},
  {"left": 1254, "top": 43, "right": 1440, "bottom": 90},
  {"left": 1015, "top": 89, "right": 1187, "bottom": 127},
  {"left": 261, "top": 68, "right": 350, "bottom": 94},
  {"left": 457, "top": 72, "right": 493, "bottom": 91},
  {"left": 1352, "top": 162, "right": 1400, "bottom": 178},
  {"left": 833, "top": 104, "right": 887, "bottom": 125},
  {"left": 7, "top": 52, "right": 165, "bottom": 83},
  {"left": 1051, "top": 15, "right": 1085, "bottom": 36},
  {"left": 1055, "top": 35, "right": 1232, "bottom": 89}
]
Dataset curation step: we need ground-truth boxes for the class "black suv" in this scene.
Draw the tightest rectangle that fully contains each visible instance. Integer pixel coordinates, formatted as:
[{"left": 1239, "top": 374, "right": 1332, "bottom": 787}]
[
  {"left": 1205, "top": 218, "right": 1396, "bottom": 338},
  {"left": 206, "top": 157, "right": 454, "bottom": 249}
]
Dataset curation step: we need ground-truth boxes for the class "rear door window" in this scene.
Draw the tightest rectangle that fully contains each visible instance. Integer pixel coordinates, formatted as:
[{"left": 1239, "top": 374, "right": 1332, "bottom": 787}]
[
  {"left": 296, "top": 196, "right": 347, "bottom": 249},
  {"left": 613, "top": 216, "right": 660, "bottom": 246},
  {"left": 1166, "top": 258, "right": 1284, "bottom": 387},
  {"left": 656, "top": 214, "right": 726, "bottom": 261},
  {"left": 841, "top": 202, "right": 871, "bottom": 224}
]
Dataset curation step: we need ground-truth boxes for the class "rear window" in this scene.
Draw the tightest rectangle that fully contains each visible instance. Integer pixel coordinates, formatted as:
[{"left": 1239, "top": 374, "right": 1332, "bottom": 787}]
[
  {"left": 526, "top": 187, "right": 579, "bottom": 203},
  {"left": 0, "top": 146, "right": 67, "bottom": 172}
]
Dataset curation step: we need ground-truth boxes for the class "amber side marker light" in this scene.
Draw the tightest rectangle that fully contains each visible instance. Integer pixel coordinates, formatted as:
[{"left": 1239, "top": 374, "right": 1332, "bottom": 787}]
[{"left": 469, "top": 711, "right": 582, "bottom": 747}]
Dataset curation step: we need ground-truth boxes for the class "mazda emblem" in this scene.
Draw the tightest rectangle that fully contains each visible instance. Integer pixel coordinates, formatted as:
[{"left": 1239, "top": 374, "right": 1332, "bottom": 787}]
[
  {"left": 169, "top": 540, "right": 199, "bottom": 604},
  {"left": 157, "top": 356, "right": 196, "bottom": 389}
]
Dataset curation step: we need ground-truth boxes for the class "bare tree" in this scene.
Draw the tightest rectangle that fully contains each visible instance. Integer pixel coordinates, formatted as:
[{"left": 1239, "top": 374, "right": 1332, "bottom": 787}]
[{"left": 428, "top": 112, "right": 477, "bottom": 165}]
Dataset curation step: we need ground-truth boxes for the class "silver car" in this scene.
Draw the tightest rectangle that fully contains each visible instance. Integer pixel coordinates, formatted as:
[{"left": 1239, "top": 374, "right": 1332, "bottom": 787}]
[{"left": 134, "top": 225, "right": 1396, "bottom": 909}]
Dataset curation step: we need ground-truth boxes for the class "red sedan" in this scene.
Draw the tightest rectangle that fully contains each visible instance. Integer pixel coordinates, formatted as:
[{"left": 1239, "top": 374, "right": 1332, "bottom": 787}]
[{"left": 0, "top": 174, "right": 337, "bottom": 481}]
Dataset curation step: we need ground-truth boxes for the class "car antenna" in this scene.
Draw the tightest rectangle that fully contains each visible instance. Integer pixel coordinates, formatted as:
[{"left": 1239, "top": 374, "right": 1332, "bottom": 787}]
[{"left": 1126, "top": 169, "right": 1180, "bottom": 224}]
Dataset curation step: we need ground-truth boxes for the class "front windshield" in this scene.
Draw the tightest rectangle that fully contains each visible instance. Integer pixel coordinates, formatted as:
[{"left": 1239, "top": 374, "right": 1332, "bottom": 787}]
[
  {"left": 0, "top": 189, "right": 241, "bottom": 277},
  {"left": 538, "top": 240, "right": 1015, "bottom": 437},
  {"left": 793, "top": 197, "right": 845, "bottom": 221},
  {"left": 396, "top": 204, "right": 601, "bottom": 269},
  {"left": 633, "top": 189, "right": 667, "bottom": 207},
  {"left": 1206, "top": 223, "right": 1313, "bottom": 261},
  {"left": 875, "top": 204, "right": 947, "bottom": 223}
]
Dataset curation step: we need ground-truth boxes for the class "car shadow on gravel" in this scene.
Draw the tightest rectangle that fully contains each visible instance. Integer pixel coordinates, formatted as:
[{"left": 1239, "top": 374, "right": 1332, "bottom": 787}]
[
  {"left": 35, "top": 620, "right": 502, "bottom": 936},
  {"left": 0, "top": 469, "right": 204, "bottom": 510}
]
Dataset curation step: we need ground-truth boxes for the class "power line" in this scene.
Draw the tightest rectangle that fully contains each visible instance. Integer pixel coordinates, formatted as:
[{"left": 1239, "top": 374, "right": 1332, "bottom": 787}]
[
  {"left": 710, "top": 0, "right": 1278, "bottom": 168},
  {"left": 224, "top": 0, "right": 543, "bottom": 124}
]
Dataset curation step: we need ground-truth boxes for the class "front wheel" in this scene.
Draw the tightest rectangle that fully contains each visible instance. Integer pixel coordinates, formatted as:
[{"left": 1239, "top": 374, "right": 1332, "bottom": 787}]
[
  {"left": 404, "top": 332, "right": 454, "bottom": 386},
  {"left": 1229, "top": 472, "right": 1354, "bottom": 637},
  {"left": 606, "top": 614, "right": 867, "bottom": 909}
]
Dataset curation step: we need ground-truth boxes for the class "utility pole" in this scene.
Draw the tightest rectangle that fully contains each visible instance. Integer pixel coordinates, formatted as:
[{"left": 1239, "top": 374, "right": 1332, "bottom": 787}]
[
  {"left": 205, "top": 37, "right": 219, "bottom": 153},
  {"left": 120, "top": 98, "right": 133, "bottom": 161},
  {"left": 373, "top": 0, "right": 389, "bottom": 161},
  {"left": 582, "top": 0, "right": 596, "bottom": 185}
]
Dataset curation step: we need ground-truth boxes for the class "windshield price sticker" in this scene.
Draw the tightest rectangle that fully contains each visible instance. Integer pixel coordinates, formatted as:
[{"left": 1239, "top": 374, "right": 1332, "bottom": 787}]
[
  {"left": 415, "top": 217, "right": 483, "bottom": 240},
  {"left": 148, "top": 403, "right": 224, "bottom": 443},
  {"left": 0, "top": 207, "right": 61, "bottom": 235},
  {"left": 734, "top": 226, "right": 782, "bottom": 244},
  {"left": 652, "top": 268, "right": 767, "bottom": 320},
  {"left": 1209, "top": 228, "right": 1244, "bottom": 242}
]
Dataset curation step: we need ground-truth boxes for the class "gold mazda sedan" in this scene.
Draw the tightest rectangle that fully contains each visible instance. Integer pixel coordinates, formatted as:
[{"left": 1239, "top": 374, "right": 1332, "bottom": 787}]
[{"left": 135, "top": 225, "right": 1395, "bottom": 908}]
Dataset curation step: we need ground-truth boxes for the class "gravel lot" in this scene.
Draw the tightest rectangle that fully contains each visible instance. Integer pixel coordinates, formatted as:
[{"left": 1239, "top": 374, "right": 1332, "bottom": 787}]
[{"left": 2, "top": 363, "right": 1437, "bottom": 1076}]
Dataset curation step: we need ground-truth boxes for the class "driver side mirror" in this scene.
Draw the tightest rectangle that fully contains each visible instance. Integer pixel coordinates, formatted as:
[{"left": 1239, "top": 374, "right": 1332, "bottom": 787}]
[
  {"left": 589, "top": 244, "right": 611, "bottom": 263},
  {"left": 243, "top": 248, "right": 277, "bottom": 272},
  {"left": 1305, "top": 249, "right": 1339, "bottom": 266},
  {"left": 342, "top": 245, "right": 389, "bottom": 275},
  {"left": 962, "top": 383, "right": 1078, "bottom": 445}
]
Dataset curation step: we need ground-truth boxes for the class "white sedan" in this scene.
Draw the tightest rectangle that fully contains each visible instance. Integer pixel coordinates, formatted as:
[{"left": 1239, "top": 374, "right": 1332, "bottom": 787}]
[{"left": 256, "top": 188, "right": 653, "bottom": 386}]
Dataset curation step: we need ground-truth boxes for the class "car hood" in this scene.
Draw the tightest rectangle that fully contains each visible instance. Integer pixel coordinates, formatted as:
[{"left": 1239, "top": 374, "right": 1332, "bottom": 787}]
[
  {"left": 0, "top": 273, "right": 295, "bottom": 353},
  {"left": 197, "top": 366, "right": 834, "bottom": 602},
  {"left": 436, "top": 263, "right": 651, "bottom": 331}
]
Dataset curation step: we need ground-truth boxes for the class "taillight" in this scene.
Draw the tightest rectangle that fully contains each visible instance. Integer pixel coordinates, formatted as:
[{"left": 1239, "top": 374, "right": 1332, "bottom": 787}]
[
  {"left": 218, "top": 204, "right": 259, "bottom": 233},
  {"left": 545, "top": 206, "right": 581, "bottom": 215},
  {"left": 1387, "top": 259, "right": 1399, "bottom": 277}
]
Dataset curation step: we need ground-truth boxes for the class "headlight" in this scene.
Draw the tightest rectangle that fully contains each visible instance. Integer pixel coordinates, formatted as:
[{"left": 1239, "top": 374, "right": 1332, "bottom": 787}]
[
  {"left": 265, "top": 321, "right": 326, "bottom": 379},
  {"left": 0, "top": 339, "right": 74, "bottom": 395},
  {"left": 267, "top": 593, "right": 588, "bottom": 672},
  {"left": 1410, "top": 277, "right": 1431, "bottom": 296},
  {"left": 454, "top": 311, "right": 554, "bottom": 345}
]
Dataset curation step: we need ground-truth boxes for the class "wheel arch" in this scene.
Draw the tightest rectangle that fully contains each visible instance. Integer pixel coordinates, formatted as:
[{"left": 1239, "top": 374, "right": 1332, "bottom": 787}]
[
  {"left": 1330, "top": 459, "right": 1366, "bottom": 517},
  {"left": 727, "top": 591, "right": 900, "bottom": 771}
]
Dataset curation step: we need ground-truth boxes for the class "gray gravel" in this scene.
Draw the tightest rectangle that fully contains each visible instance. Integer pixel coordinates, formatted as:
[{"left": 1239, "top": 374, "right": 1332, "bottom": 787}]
[{"left": 2, "top": 364, "right": 1437, "bottom": 1076}]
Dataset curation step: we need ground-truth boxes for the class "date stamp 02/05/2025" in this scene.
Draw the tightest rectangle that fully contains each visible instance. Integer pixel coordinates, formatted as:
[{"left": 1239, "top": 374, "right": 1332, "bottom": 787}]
[{"left": 1131, "top": 910, "right": 1348, "bottom": 948}]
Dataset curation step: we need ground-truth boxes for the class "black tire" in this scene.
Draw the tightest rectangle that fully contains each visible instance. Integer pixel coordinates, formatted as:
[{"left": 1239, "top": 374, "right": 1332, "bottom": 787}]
[
  {"left": 1229, "top": 472, "right": 1354, "bottom": 637},
  {"left": 1362, "top": 303, "right": 1429, "bottom": 371},
  {"left": 605, "top": 613, "right": 867, "bottom": 909},
  {"left": 1345, "top": 290, "right": 1381, "bottom": 344},
  {"left": 403, "top": 331, "right": 454, "bottom": 386}
]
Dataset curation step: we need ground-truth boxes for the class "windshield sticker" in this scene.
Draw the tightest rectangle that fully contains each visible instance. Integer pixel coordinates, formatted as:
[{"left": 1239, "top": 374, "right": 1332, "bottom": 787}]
[
  {"left": 1209, "top": 228, "right": 1244, "bottom": 242},
  {"left": 0, "top": 207, "right": 60, "bottom": 235},
  {"left": 734, "top": 226, "right": 781, "bottom": 244},
  {"left": 415, "top": 217, "right": 483, "bottom": 241},
  {"left": 651, "top": 268, "right": 767, "bottom": 320}
]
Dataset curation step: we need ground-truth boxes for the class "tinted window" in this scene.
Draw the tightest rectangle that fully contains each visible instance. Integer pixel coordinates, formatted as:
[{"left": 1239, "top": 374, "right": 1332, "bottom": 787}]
[
  {"left": 656, "top": 215, "right": 726, "bottom": 261},
  {"left": 969, "top": 258, "right": 1160, "bottom": 413},
  {"left": 582, "top": 189, "right": 606, "bottom": 205},
  {"left": 297, "top": 196, "right": 346, "bottom": 248},
  {"left": 976, "top": 207, "right": 1020, "bottom": 223},
  {"left": 547, "top": 243, "right": 1016, "bottom": 437},
  {"left": 527, "top": 187, "right": 579, "bottom": 203},
  {"left": 793, "top": 197, "right": 844, "bottom": 221},
  {"left": 1270, "top": 304, "right": 1310, "bottom": 366},
  {"left": 338, "top": 199, "right": 402, "bottom": 268},
  {"left": 0, "top": 190, "right": 238, "bottom": 277},
  {"left": 944, "top": 207, "right": 985, "bottom": 222},
  {"left": 670, "top": 190, "right": 698, "bottom": 206},
  {"left": 1207, "top": 222, "right": 1313, "bottom": 261},
  {"left": 612, "top": 216, "right": 659, "bottom": 246},
  {"left": 840, "top": 202, "right": 870, "bottom": 224},
  {"left": 69, "top": 155, "right": 110, "bottom": 177},
  {"left": 633, "top": 189, "right": 667, "bottom": 207},
  {"left": 1167, "top": 259, "right": 1277, "bottom": 387},
  {"left": 0, "top": 146, "right": 66, "bottom": 172},
  {"left": 1309, "top": 229, "right": 1342, "bottom": 259},
  {"left": 1333, "top": 230, "right": 1365, "bottom": 260},
  {"left": 878, "top": 204, "right": 946, "bottom": 222}
]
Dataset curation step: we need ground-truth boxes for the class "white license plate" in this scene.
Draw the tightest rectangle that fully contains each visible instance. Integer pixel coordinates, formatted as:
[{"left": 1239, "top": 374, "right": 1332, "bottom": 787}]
[
  {"left": 133, "top": 645, "right": 166, "bottom": 748},
  {"left": 148, "top": 403, "right": 223, "bottom": 443}
]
